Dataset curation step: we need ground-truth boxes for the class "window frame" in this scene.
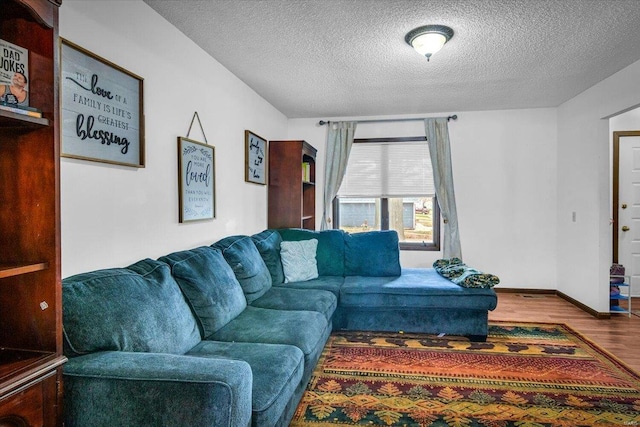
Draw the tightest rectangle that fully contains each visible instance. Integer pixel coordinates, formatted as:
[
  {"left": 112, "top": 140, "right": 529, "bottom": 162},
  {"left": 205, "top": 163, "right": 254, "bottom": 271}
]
[{"left": 332, "top": 136, "right": 441, "bottom": 251}]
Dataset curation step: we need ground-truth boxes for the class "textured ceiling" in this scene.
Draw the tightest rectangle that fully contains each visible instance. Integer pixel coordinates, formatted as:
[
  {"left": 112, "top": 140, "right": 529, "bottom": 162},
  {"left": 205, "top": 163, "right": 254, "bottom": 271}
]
[{"left": 143, "top": 0, "right": 640, "bottom": 119}]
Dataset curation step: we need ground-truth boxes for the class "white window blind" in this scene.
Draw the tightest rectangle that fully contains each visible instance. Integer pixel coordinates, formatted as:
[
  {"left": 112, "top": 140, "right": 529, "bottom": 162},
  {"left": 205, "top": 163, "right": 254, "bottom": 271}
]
[{"left": 337, "top": 140, "right": 434, "bottom": 198}]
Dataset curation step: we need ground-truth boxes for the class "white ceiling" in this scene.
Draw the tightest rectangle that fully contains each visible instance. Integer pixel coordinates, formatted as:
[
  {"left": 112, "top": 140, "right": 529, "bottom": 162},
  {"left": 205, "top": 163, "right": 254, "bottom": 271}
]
[{"left": 143, "top": 0, "right": 640, "bottom": 119}]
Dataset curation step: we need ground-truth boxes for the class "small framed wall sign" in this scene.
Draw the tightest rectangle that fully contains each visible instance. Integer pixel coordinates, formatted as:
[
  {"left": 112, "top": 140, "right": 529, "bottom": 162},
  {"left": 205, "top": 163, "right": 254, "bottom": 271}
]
[
  {"left": 60, "top": 38, "right": 145, "bottom": 167},
  {"left": 178, "top": 137, "right": 215, "bottom": 222},
  {"left": 245, "top": 130, "right": 267, "bottom": 185}
]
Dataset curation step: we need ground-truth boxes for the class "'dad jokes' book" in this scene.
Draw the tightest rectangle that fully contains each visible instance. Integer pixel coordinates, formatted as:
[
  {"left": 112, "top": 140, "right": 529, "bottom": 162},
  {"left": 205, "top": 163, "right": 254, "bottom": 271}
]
[{"left": 0, "top": 38, "right": 29, "bottom": 107}]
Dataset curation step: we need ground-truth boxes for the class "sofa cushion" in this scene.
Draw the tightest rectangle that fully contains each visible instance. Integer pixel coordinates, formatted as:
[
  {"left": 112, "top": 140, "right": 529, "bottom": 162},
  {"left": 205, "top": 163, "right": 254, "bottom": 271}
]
[
  {"left": 252, "top": 229, "right": 285, "bottom": 285},
  {"left": 250, "top": 287, "right": 337, "bottom": 322},
  {"left": 211, "top": 306, "right": 328, "bottom": 354},
  {"left": 159, "top": 247, "right": 247, "bottom": 338},
  {"left": 280, "top": 239, "right": 319, "bottom": 282},
  {"left": 344, "top": 230, "right": 401, "bottom": 277},
  {"left": 212, "top": 235, "right": 273, "bottom": 303},
  {"left": 62, "top": 258, "right": 201, "bottom": 356},
  {"left": 188, "top": 340, "right": 304, "bottom": 427},
  {"left": 210, "top": 306, "right": 330, "bottom": 379},
  {"left": 274, "top": 275, "right": 344, "bottom": 298},
  {"left": 277, "top": 228, "right": 345, "bottom": 276},
  {"left": 340, "top": 268, "right": 498, "bottom": 310}
]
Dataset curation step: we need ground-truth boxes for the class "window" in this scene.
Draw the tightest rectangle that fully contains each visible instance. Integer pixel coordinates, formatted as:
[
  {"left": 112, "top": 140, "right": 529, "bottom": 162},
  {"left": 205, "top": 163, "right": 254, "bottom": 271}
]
[{"left": 333, "top": 137, "right": 440, "bottom": 250}]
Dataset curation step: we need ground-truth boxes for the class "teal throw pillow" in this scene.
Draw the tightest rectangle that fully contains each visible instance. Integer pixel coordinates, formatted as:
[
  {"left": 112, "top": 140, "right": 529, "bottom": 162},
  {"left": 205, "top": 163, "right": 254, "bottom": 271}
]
[{"left": 344, "top": 230, "right": 401, "bottom": 277}]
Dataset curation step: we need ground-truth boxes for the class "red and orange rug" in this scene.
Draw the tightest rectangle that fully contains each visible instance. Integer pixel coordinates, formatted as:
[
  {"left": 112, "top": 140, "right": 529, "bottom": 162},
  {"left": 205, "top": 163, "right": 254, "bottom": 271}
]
[{"left": 291, "top": 322, "right": 640, "bottom": 426}]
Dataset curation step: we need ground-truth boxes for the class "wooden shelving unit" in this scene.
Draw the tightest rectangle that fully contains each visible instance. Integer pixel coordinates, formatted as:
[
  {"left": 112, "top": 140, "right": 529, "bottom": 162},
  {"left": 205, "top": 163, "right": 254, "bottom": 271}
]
[
  {"left": 268, "top": 140, "right": 317, "bottom": 230},
  {"left": 0, "top": 0, "right": 65, "bottom": 425}
]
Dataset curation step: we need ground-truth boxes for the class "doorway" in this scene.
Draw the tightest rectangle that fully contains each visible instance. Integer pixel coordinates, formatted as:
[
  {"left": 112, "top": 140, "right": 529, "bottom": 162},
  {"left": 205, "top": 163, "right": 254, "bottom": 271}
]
[{"left": 612, "top": 131, "right": 640, "bottom": 300}]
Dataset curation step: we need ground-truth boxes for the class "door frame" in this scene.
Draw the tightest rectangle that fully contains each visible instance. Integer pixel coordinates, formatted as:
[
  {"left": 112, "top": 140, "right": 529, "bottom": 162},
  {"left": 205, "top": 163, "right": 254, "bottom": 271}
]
[{"left": 612, "top": 130, "right": 640, "bottom": 262}]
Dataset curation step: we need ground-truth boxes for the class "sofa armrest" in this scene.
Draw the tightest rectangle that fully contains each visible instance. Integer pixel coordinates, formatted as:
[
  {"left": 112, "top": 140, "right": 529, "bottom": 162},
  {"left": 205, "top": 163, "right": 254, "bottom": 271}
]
[{"left": 63, "top": 351, "right": 252, "bottom": 427}]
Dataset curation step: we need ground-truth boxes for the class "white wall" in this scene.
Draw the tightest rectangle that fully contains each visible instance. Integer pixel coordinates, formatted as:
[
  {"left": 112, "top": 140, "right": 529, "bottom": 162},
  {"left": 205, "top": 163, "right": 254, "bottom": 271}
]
[
  {"left": 59, "top": 1, "right": 640, "bottom": 315},
  {"left": 557, "top": 59, "right": 640, "bottom": 312},
  {"left": 289, "top": 108, "right": 558, "bottom": 289},
  {"left": 610, "top": 107, "right": 640, "bottom": 131},
  {"left": 60, "top": 1, "right": 288, "bottom": 277}
]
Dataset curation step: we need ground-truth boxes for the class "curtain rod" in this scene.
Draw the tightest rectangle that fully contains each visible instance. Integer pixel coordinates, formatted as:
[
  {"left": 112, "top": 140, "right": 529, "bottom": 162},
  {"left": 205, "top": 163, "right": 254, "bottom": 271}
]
[{"left": 318, "top": 114, "right": 457, "bottom": 126}]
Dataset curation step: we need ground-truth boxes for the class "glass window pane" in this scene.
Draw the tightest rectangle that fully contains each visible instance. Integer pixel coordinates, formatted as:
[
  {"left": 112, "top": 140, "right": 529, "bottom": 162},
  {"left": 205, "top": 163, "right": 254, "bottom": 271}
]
[
  {"left": 391, "top": 197, "right": 434, "bottom": 244},
  {"left": 337, "top": 198, "right": 381, "bottom": 232},
  {"left": 334, "top": 137, "right": 440, "bottom": 250}
]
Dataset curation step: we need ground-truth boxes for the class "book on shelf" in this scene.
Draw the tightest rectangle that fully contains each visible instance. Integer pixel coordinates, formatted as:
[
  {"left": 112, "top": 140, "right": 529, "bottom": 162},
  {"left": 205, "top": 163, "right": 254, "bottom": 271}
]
[
  {"left": 302, "top": 162, "right": 311, "bottom": 182},
  {"left": 0, "top": 102, "right": 41, "bottom": 118},
  {"left": 0, "top": 38, "right": 29, "bottom": 107}
]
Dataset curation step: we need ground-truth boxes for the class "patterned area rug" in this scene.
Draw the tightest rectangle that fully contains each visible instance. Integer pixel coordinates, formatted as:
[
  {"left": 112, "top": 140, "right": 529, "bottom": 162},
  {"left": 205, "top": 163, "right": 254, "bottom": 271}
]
[{"left": 291, "top": 322, "right": 640, "bottom": 426}]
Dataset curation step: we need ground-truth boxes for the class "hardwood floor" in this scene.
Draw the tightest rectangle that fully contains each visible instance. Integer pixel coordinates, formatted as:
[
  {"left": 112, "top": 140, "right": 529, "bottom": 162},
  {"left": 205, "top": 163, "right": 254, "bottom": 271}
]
[{"left": 489, "top": 292, "right": 640, "bottom": 373}]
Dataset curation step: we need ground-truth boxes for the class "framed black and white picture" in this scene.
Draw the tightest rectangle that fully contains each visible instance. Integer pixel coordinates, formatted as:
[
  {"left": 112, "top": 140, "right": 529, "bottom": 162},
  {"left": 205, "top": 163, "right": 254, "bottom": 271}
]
[
  {"left": 178, "top": 137, "right": 215, "bottom": 222},
  {"left": 245, "top": 130, "right": 267, "bottom": 185},
  {"left": 61, "top": 38, "right": 145, "bottom": 167}
]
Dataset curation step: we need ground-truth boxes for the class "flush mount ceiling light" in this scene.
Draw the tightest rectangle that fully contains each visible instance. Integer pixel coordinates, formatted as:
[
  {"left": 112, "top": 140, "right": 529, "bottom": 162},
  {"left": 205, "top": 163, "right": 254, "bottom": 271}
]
[{"left": 405, "top": 25, "right": 454, "bottom": 61}]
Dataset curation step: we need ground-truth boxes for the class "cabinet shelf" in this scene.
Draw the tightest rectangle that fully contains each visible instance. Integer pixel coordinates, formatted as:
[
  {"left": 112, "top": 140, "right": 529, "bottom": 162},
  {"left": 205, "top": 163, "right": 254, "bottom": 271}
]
[
  {"left": 0, "top": 110, "right": 50, "bottom": 129},
  {"left": 0, "top": 263, "right": 48, "bottom": 279},
  {"left": 610, "top": 276, "right": 632, "bottom": 316},
  {"left": 610, "top": 305, "right": 630, "bottom": 312},
  {"left": 610, "top": 294, "right": 629, "bottom": 300},
  {"left": 0, "top": 349, "right": 66, "bottom": 396}
]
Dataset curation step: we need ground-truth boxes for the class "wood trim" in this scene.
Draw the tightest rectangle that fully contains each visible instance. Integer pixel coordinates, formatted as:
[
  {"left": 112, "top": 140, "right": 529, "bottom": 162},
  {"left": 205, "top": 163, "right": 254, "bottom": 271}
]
[
  {"left": 494, "top": 288, "right": 555, "bottom": 294},
  {"left": 556, "top": 291, "right": 611, "bottom": 319}
]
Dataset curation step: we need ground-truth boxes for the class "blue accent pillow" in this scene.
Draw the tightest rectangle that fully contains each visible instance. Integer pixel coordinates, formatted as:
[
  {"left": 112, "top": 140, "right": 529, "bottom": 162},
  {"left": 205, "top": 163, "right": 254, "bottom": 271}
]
[
  {"left": 212, "top": 235, "right": 273, "bottom": 303},
  {"left": 344, "top": 230, "right": 401, "bottom": 277},
  {"left": 62, "top": 259, "right": 201, "bottom": 356},
  {"left": 277, "top": 228, "right": 346, "bottom": 276},
  {"left": 159, "top": 247, "right": 248, "bottom": 338},
  {"left": 252, "top": 229, "right": 285, "bottom": 284}
]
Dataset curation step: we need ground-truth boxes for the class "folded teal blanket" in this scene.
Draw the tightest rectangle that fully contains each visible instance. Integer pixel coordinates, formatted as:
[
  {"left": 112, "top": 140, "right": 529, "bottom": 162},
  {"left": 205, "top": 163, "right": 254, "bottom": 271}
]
[{"left": 433, "top": 258, "right": 499, "bottom": 288}]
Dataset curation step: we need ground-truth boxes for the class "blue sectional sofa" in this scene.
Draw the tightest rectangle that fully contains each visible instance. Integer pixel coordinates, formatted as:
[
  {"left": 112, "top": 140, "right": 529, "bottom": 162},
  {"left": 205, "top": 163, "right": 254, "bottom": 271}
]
[{"left": 62, "top": 229, "right": 497, "bottom": 427}]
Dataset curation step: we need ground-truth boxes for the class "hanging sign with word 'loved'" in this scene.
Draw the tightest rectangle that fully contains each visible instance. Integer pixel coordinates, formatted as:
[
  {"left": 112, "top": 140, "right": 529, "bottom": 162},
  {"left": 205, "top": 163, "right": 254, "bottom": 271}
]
[
  {"left": 61, "top": 39, "right": 144, "bottom": 167},
  {"left": 178, "top": 137, "right": 215, "bottom": 222}
]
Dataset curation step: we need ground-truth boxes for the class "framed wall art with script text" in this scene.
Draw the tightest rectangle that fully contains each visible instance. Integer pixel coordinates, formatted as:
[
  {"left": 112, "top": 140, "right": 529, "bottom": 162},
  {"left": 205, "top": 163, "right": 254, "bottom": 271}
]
[{"left": 61, "top": 39, "right": 145, "bottom": 167}]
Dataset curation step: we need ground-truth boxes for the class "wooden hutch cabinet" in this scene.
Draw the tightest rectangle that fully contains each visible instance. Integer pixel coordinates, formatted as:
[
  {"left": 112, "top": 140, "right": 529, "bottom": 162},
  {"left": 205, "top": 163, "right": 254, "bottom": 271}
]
[
  {"left": 0, "top": 0, "right": 66, "bottom": 426},
  {"left": 268, "top": 140, "right": 317, "bottom": 230}
]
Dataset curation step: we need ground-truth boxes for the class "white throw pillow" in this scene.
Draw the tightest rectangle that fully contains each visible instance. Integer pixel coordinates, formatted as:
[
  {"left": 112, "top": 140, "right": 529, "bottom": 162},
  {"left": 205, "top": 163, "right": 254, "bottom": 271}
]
[{"left": 280, "top": 239, "right": 319, "bottom": 283}]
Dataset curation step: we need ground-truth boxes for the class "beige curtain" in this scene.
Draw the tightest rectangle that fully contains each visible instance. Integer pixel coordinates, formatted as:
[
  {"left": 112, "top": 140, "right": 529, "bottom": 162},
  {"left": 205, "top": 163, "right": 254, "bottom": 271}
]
[
  {"left": 425, "top": 118, "right": 461, "bottom": 259},
  {"left": 321, "top": 121, "right": 357, "bottom": 230}
]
